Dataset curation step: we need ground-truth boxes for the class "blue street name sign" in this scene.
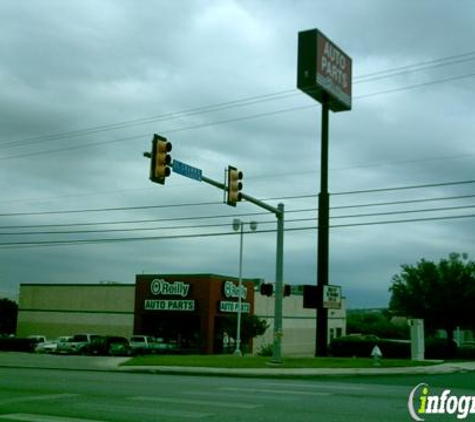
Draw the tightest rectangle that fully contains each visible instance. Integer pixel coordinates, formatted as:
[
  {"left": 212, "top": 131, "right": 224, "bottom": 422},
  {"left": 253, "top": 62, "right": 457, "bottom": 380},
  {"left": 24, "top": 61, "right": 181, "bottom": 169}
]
[{"left": 172, "top": 160, "right": 202, "bottom": 181}]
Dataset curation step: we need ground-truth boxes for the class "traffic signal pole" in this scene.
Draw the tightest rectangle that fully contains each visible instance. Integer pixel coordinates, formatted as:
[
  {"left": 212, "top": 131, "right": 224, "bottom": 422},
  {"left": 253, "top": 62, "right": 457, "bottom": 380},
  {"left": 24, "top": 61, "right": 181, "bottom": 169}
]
[
  {"left": 200, "top": 175, "right": 285, "bottom": 364},
  {"left": 145, "top": 144, "right": 285, "bottom": 364}
]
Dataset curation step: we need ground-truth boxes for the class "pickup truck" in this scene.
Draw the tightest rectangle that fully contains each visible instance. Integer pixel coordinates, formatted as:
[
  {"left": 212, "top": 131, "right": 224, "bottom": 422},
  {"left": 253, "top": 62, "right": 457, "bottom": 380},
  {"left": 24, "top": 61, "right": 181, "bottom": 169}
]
[
  {"left": 27, "top": 335, "right": 47, "bottom": 352},
  {"left": 129, "top": 335, "right": 174, "bottom": 355}
]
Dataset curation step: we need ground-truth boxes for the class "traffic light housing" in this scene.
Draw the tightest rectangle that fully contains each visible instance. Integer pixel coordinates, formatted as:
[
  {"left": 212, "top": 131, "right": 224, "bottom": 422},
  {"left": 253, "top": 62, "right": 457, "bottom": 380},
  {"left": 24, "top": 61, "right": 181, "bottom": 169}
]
[
  {"left": 149, "top": 134, "right": 172, "bottom": 184},
  {"left": 260, "top": 283, "right": 273, "bottom": 297},
  {"left": 227, "top": 165, "right": 243, "bottom": 206}
]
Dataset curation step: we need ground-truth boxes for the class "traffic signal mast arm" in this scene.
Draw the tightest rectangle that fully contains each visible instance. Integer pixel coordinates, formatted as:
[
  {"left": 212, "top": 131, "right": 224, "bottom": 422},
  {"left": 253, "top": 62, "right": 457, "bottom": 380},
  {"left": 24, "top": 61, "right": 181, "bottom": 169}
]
[
  {"left": 200, "top": 173, "right": 281, "bottom": 217},
  {"left": 200, "top": 171, "right": 285, "bottom": 363},
  {"left": 144, "top": 136, "right": 284, "bottom": 363}
]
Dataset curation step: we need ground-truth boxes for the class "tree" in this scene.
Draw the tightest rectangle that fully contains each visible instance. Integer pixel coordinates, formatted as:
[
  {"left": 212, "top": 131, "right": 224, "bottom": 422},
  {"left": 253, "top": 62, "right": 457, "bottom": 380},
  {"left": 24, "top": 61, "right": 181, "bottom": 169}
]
[
  {"left": 0, "top": 298, "right": 18, "bottom": 335},
  {"left": 220, "top": 314, "right": 269, "bottom": 351},
  {"left": 389, "top": 253, "right": 475, "bottom": 343},
  {"left": 347, "top": 309, "right": 409, "bottom": 339}
]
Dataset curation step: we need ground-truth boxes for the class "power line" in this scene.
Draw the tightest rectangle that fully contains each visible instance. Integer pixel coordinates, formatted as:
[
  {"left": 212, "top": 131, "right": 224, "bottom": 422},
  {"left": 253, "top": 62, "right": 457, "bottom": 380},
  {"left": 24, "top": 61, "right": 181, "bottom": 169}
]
[
  {"left": 1, "top": 178, "right": 474, "bottom": 218},
  {"left": 2, "top": 203, "right": 475, "bottom": 237},
  {"left": 0, "top": 200, "right": 223, "bottom": 217},
  {"left": 1, "top": 212, "right": 474, "bottom": 250},
  {"left": 2, "top": 65, "right": 475, "bottom": 162},
  {"left": 2, "top": 192, "right": 475, "bottom": 231},
  {"left": 332, "top": 179, "right": 475, "bottom": 196},
  {"left": 2, "top": 50, "right": 475, "bottom": 152}
]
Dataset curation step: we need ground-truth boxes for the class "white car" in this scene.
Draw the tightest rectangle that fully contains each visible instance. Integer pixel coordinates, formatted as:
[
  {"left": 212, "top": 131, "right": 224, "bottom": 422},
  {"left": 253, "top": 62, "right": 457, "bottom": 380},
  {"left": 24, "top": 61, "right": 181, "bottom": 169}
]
[
  {"left": 35, "top": 336, "right": 72, "bottom": 353},
  {"left": 56, "top": 334, "right": 100, "bottom": 354}
]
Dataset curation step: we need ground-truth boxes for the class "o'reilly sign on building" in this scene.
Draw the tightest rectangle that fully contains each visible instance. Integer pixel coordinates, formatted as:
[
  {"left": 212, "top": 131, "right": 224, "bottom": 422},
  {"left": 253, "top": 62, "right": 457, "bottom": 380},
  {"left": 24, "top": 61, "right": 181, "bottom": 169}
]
[{"left": 144, "top": 279, "right": 195, "bottom": 312}]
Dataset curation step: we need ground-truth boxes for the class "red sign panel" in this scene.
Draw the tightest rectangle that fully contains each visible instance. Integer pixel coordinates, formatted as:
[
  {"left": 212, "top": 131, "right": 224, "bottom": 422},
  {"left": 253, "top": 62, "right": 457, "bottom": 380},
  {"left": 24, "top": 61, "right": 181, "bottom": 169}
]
[{"left": 298, "top": 29, "right": 352, "bottom": 112}]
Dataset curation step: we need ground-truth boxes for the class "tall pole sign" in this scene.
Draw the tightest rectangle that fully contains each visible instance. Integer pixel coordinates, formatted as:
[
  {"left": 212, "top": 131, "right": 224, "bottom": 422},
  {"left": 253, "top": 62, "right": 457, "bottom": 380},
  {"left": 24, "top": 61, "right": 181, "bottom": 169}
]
[{"left": 297, "top": 28, "right": 352, "bottom": 357}]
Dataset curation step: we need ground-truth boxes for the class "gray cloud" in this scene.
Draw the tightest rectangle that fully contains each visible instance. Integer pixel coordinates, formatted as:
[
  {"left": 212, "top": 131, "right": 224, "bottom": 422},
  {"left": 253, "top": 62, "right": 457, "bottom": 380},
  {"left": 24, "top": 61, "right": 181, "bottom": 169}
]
[{"left": 1, "top": 0, "right": 474, "bottom": 308}]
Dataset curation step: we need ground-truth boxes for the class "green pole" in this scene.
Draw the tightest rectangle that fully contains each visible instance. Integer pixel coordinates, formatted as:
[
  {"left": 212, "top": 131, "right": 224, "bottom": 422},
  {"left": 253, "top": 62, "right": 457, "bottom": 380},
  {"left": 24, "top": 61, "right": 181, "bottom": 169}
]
[{"left": 271, "top": 203, "right": 285, "bottom": 363}]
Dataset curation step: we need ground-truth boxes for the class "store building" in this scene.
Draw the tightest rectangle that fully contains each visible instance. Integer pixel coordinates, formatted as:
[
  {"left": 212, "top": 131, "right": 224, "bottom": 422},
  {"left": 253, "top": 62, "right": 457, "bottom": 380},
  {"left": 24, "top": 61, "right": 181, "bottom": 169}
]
[
  {"left": 134, "top": 274, "right": 255, "bottom": 354},
  {"left": 16, "top": 273, "right": 346, "bottom": 356}
]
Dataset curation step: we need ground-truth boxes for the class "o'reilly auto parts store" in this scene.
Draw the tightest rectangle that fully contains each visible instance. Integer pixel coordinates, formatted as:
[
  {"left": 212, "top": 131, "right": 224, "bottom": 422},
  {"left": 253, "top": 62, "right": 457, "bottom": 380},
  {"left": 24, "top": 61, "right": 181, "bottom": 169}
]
[{"left": 16, "top": 273, "right": 346, "bottom": 355}]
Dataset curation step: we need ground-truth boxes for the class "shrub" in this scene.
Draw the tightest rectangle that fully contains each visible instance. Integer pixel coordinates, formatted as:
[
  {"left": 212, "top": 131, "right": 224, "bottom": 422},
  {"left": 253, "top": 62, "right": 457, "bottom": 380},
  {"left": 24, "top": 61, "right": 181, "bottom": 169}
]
[
  {"left": 257, "top": 343, "right": 273, "bottom": 357},
  {"left": 456, "top": 345, "right": 475, "bottom": 360},
  {"left": 0, "top": 337, "right": 35, "bottom": 352},
  {"left": 329, "top": 335, "right": 410, "bottom": 359},
  {"left": 425, "top": 338, "right": 458, "bottom": 359}
]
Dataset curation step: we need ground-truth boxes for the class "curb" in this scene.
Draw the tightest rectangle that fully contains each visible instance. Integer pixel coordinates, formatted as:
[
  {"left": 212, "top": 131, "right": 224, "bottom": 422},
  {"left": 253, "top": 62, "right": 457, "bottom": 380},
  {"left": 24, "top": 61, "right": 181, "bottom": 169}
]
[{"left": 116, "top": 363, "right": 470, "bottom": 377}]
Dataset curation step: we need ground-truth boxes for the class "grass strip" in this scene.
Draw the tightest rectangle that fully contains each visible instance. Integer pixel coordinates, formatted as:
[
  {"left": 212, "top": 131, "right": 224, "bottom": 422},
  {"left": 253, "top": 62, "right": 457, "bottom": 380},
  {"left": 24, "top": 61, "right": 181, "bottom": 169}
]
[{"left": 122, "top": 355, "right": 438, "bottom": 369}]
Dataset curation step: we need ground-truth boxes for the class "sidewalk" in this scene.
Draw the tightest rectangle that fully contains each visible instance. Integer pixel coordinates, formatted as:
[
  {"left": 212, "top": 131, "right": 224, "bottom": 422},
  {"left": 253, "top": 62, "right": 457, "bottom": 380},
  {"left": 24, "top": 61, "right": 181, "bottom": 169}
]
[{"left": 1, "top": 352, "right": 474, "bottom": 377}]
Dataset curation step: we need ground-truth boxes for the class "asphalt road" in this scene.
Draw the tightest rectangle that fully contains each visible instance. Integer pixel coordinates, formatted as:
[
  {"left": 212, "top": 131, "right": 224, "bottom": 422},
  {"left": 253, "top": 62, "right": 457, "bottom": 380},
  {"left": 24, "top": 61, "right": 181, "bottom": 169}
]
[
  {"left": 1, "top": 366, "right": 475, "bottom": 422},
  {"left": 0, "top": 353, "right": 474, "bottom": 422}
]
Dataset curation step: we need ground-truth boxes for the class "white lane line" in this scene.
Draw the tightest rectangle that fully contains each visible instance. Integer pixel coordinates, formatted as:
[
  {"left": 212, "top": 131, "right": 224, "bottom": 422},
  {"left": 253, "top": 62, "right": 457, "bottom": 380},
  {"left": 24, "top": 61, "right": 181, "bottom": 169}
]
[
  {"left": 220, "top": 387, "right": 332, "bottom": 397},
  {"left": 0, "top": 394, "right": 79, "bottom": 406},
  {"left": 0, "top": 414, "right": 105, "bottom": 422},
  {"left": 59, "top": 399, "right": 212, "bottom": 420},
  {"left": 260, "top": 382, "right": 366, "bottom": 391},
  {"left": 130, "top": 395, "right": 260, "bottom": 409},
  {"left": 182, "top": 391, "right": 294, "bottom": 401}
]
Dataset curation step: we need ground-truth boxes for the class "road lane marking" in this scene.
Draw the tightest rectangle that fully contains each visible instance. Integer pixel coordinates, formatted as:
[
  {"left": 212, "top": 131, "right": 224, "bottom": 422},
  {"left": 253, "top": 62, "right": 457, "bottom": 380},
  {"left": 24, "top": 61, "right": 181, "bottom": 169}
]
[
  {"left": 0, "top": 394, "right": 79, "bottom": 406},
  {"left": 220, "top": 387, "right": 332, "bottom": 397},
  {"left": 182, "top": 391, "right": 294, "bottom": 401},
  {"left": 61, "top": 400, "right": 213, "bottom": 419},
  {"left": 0, "top": 414, "right": 105, "bottom": 422},
  {"left": 130, "top": 395, "right": 260, "bottom": 409},
  {"left": 261, "top": 382, "right": 366, "bottom": 391}
]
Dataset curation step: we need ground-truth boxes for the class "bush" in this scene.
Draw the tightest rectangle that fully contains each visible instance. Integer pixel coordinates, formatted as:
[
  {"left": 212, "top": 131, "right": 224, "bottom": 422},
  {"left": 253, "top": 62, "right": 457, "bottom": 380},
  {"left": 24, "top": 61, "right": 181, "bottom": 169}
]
[
  {"left": 257, "top": 343, "right": 273, "bottom": 357},
  {"left": 329, "top": 335, "right": 380, "bottom": 358},
  {"left": 0, "top": 337, "right": 36, "bottom": 352},
  {"left": 330, "top": 335, "right": 475, "bottom": 360},
  {"left": 456, "top": 345, "right": 475, "bottom": 360},
  {"left": 329, "top": 335, "right": 410, "bottom": 359},
  {"left": 425, "top": 338, "right": 458, "bottom": 359}
]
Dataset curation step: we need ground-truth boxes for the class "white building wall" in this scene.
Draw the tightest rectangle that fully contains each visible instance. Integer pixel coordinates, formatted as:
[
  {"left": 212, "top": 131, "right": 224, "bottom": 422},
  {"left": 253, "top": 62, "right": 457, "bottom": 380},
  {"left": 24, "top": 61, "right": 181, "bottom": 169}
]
[{"left": 254, "top": 294, "right": 346, "bottom": 356}]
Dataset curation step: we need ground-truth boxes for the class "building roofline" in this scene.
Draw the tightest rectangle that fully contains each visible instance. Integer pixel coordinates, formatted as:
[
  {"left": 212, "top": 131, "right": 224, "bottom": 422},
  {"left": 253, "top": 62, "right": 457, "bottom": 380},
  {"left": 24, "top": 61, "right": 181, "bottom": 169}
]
[
  {"left": 136, "top": 273, "right": 264, "bottom": 283},
  {"left": 19, "top": 283, "right": 134, "bottom": 287}
]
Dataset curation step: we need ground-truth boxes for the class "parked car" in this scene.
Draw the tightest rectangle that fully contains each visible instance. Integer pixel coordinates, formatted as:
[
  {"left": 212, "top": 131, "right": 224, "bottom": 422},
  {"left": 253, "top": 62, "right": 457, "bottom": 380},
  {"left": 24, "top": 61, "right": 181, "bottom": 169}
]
[
  {"left": 35, "top": 336, "right": 72, "bottom": 353},
  {"left": 27, "top": 335, "right": 47, "bottom": 352},
  {"left": 56, "top": 334, "right": 100, "bottom": 354},
  {"left": 28, "top": 335, "right": 47, "bottom": 344},
  {"left": 83, "top": 336, "right": 131, "bottom": 356},
  {"left": 129, "top": 335, "right": 174, "bottom": 354}
]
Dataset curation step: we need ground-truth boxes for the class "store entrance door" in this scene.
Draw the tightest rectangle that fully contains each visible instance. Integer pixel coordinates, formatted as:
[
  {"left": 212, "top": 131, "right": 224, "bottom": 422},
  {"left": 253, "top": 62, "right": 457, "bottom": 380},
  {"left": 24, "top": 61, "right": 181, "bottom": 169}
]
[{"left": 141, "top": 313, "right": 201, "bottom": 353}]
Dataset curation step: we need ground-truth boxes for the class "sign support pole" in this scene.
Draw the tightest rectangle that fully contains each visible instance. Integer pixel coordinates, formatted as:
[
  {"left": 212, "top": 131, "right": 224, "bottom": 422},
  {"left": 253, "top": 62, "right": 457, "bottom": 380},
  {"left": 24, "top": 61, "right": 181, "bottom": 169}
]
[
  {"left": 316, "top": 98, "right": 330, "bottom": 357},
  {"left": 297, "top": 28, "right": 351, "bottom": 357}
]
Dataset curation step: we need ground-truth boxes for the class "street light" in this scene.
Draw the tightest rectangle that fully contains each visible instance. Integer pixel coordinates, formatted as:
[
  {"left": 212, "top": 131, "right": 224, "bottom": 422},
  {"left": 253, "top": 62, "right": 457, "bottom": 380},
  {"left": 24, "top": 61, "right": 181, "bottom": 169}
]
[{"left": 232, "top": 218, "right": 257, "bottom": 356}]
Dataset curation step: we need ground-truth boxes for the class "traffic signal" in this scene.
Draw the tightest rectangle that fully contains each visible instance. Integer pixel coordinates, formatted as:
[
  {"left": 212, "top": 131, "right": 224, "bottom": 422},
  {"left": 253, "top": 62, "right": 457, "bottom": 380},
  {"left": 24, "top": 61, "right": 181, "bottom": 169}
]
[
  {"left": 226, "top": 165, "right": 243, "bottom": 206},
  {"left": 149, "top": 134, "right": 172, "bottom": 185},
  {"left": 284, "top": 284, "right": 291, "bottom": 297},
  {"left": 260, "top": 283, "right": 273, "bottom": 297}
]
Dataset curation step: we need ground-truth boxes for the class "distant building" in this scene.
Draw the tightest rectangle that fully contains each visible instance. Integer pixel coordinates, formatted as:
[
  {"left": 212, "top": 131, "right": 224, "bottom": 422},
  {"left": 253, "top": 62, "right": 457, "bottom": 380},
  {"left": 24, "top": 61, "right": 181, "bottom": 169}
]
[{"left": 16, "top": 274, "right": 346, "bottom": 355}]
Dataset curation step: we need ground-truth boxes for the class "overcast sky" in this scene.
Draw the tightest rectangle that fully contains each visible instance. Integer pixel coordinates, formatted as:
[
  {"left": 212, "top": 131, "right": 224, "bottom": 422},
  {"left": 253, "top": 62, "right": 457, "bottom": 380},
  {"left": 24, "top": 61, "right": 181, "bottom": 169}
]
[{"left": 1, "top": 0, "right": 475, "bottom": 308}]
